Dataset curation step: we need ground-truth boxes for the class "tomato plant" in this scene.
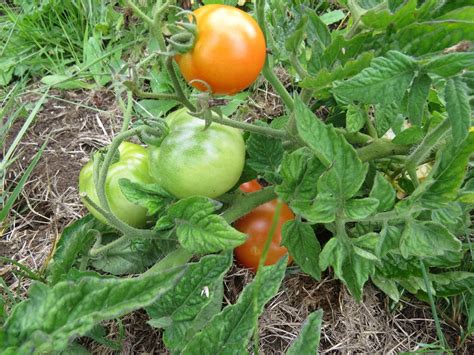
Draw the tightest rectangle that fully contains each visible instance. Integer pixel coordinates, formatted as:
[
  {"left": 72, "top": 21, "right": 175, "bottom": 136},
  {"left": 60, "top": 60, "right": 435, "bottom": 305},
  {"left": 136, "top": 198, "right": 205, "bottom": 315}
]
[
  {"left": 175, "top": 4, "right": 266, "bottom": 95},
  {"left": 149, "top": 108, "right": 245, "bottom": 198},
  {"left": 79, "top": 141, "right": 154, "bottom": 228},
  {"left": 234, "top": 180, "right": 294, "bottom": 272},
  {"left": 4, "top": 1, "right": 474, "bottom": 354}
]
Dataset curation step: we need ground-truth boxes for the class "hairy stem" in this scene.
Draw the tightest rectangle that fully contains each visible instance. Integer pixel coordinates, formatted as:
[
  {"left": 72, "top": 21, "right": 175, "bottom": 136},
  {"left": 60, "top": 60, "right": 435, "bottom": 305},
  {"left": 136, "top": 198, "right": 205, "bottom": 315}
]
[
  {"left": 120, "top": 91, "right": 133, "bottom": 133},
  {"left": 165, "top": 56, "right": 196, "bottom": 112},
  {"left": 90, "top": 126, "right": 162, "bottom": 241},
  {"left": 125, "top": 0, "right": 153, "bottom": 25},
  {"left": 344, "top": 206, "right": 427, "bottom": 224},
  {"left": 197, "top": 113, "right": 289, "bottom": 140},
  {"left": 144, "top": 247, "right": 193, "bottom": 275},
  {"left": 357, "top": 139, "right": 411, "bottom": 162},
  {"left": 405, "top": 118, "right": 451, "bottom": 171},
  {"left": 128, "top": 0, "right": 196, "bottom": 112}
]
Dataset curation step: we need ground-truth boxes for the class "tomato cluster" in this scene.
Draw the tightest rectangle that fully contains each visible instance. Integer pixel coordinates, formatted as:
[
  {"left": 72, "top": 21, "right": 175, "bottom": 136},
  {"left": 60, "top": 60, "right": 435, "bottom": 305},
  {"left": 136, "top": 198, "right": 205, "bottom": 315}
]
[
  {"left": 79, "top": 5, "right": 289, "bottom": 270},
  {"left": 79, "top": 109, "right": 246, "bottom": 227}
]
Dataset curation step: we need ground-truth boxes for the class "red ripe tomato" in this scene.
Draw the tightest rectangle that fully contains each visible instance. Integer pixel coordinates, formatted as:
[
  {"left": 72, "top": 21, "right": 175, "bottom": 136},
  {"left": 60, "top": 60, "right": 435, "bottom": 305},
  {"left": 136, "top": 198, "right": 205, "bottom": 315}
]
[
  {"left": 234, "top": 180, "right": 294, "bottom": 272},
  {"left": 175, "top": 4, "right": 266, "bottom": 95}
]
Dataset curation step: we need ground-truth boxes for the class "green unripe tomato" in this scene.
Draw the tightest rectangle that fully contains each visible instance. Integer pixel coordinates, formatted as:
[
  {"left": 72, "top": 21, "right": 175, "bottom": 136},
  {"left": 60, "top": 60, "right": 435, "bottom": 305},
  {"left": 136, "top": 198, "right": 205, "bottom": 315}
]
[
  {"left": 150, "top": 109, "right": 245, "bottom": 198},
  {"left": 79, "top": 142, "right": 154, "bottom": 228}
]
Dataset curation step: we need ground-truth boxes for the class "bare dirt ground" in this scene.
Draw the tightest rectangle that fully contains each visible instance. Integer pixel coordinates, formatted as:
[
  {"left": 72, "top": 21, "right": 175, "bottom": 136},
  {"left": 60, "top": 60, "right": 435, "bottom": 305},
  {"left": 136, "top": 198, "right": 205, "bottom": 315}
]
[{"left": 2, "top": 87, "right": 469, "bottom": 354}]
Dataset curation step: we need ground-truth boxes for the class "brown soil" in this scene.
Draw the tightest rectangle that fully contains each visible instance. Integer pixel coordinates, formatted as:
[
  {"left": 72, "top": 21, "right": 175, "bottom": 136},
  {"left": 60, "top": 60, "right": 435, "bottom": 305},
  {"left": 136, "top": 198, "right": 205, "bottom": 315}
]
[
  {"left": 1, "top": 88, "right": 121, "bottom": 291},
  {"left": 1, "top": 88, "right": 470, "bottom": 354}
]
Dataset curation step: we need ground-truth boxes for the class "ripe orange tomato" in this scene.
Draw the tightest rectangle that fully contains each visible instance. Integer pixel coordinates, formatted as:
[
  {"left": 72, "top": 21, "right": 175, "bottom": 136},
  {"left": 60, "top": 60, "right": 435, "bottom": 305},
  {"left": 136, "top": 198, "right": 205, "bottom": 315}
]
[
  {"left": 234, "top": 180, "right": 294, "bottom": 272},
  {"left": 175, "top": 4, "right": 266, "bottom": 95}
]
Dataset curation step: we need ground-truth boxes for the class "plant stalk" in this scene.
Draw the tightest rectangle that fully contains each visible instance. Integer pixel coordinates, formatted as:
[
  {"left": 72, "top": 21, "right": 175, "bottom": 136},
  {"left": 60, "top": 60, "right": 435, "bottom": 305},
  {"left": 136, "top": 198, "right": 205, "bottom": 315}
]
[
  {"left": 196, "top": 114, "right": 289, "bottom": 140},
  {"left": 357, "top": 139, "right": 411, "bottom": 162},
  {"left": 405, "top": 118, "right": 451, "bottom": 171}
]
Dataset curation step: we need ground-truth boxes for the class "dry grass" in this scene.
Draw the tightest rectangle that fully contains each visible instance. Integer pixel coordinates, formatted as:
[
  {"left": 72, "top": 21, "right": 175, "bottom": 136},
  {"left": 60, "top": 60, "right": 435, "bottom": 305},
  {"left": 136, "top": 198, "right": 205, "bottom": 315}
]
[
  {"left": 2, "top": 88, "right": 122, "bottom": 293},
  {"left": 1, "top": 86, "right": 468, "bottom": 354}
]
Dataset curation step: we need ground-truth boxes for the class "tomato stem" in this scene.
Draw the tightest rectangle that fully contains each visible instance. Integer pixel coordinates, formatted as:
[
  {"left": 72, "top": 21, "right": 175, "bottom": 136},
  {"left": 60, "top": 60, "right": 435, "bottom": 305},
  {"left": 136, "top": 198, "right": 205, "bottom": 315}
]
[
  {"left": 343, "top": 206, "right": 427, "bottom": 223},
  {"left": 125, "top": 0, "right": 153, "bottom": 25},
  {"left": 405, "top": 118, "right": 451, "bottom": 173},
  {"left": 85, "top": 126, "right": 167, "bottom": 250},
  {"left": 127, "top": 0, "right": 196, "bottom": 112},
  {"left": 164, "top": 56, "right": 196, "bottom": 112},
  {"left": 144, "top": 247, "right": 192, "bottom": 275},
  {"left": 357, "top": 139, "right": 411, "bottom": 162},
  {"left": 195, "top": 113, "right": 289, "bottom": 140},
  {"left": 119, "top": 90, "right": 133, "bottom": 133}
]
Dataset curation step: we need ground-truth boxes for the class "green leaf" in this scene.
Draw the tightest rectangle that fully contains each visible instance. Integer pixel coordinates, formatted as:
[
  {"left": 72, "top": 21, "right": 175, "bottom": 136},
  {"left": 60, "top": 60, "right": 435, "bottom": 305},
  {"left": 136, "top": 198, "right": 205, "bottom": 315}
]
[
  {"left": 286, "top": 310, "right": 323, "bottom": 355},
  {"left": 392, "top": 126, "right": 425, "bottom": 145},
  {"left": 445, "top": 77, "right": 471, "bottom": 143},
  {"left": 308, "top": 11, "right": 331, "bottom": 48},
  {"left": 91, "top": 238, "right": 167, "bottom": 275},
  {"left": 291, "top": 194, "right": 337, "bottom": 224},
  {"left": 45, "top": 215, "right": 102, "bottom": 284},
  {"left": 301, "top": 52, "right": 374, "bottom": 93},
  {"left": 320, "top": 238, "right": 375, "bottom": 301},
  {"left": 407, "top": 73, "right": 432, "bottom": 126},
  {"left": 136, "top": 99, "right": 178, "bottom": 118},
  {"left": 295, "top": 98, "right": 368, "bottom": 199},
  {"left": 146, "top": 254, "right": 231, "bottom": 352},
  {"left": 361, "top": 0, "right": 417, "bottom": 30},
  {"left": 436, "top": 6, "right": 474, "bottom": 21},
  {"left": 371, "top": 274, "right": 400, "bottom": 302},
  {"left": 320, "top": 10, "right": 345, "bottom": 25},
  {"left": 119, "top": 179, "right": 174, "bottom": 216},
  {"left": 344, "top": 198, "right": 379, "bottom": 220},
  {"left": 400, "top": 221, "right": 462, "bottom": 259},
  {"left": 422, "top": 132, "right": 474, "bottom": 204},
  {"left": 374, "top": 103, "right": 399, "bottom": 137},
  {"left": 3, "top": 267, "right": 186, "bottom": 352},
  {"left": 281, "top": 220, "right": 321, "bottom": 280},
  {"left": 165, "top": 197, "right": 246, "bottom": 253},
  {"left": 161, "top": 281, "right": 224, "bottom": 351},
  {"left": 332, "top": 51, "right": 416, "bottom": 105},
  {"left": 285, "top": 17, "right": 307, "bottom": 53},
  {"left": 320, "top": 32, "right": 374, "bottom": 69},
  {"left": 346, "top": 104, "right": 368, "bottom": 133},
  {"left": 376, "top": 224, "right": 402, "bottom": 257},
  {"left": 146, "top": 254, "right": 231, "bottom": 322},
  {"left": 430, "top": 272, "right": 474, "bottom": 297},
  {"left": 181, "top": 258, "right": 287, "bottom": 354},
  {"left": 432, "top": 203, "right": 470, "bottom": 236},
  {"left": 83, "top": 36, "right": 110, "bottom": 86},
  {"left": 424, "top": 53, "right": 474, "bottom": 77},
  {"left": 246, "top": 122, "right": 284, "bottom": 174},
  {"left": 219, "top": 92, "right": 249, "bottom": 116},
  {"left": 370, "top": 173, "right": 396, "bottom": 212},
  {"left": 275, "top": 148, "right": 325, "bottom": 204},
  {"left": 397, "top": 21, "right": 474, "bottom": 56},
  {"left": 41, "top": 75, "right": 94, "bottom": 90}
]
